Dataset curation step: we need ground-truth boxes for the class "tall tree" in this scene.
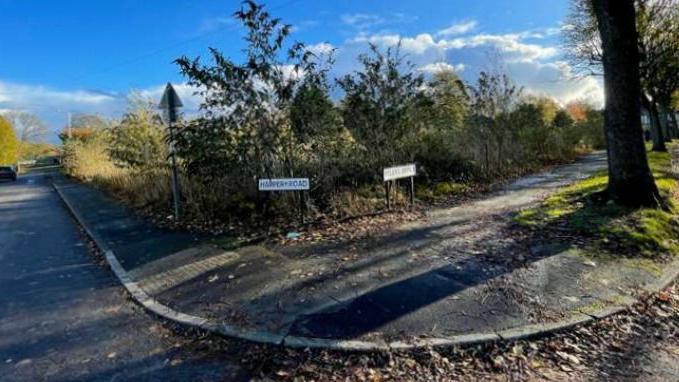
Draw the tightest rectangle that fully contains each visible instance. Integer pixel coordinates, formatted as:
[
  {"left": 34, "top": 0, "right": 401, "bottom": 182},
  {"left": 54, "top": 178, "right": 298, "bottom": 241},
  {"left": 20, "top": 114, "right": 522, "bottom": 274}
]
[
  {"left": 467, "top": 70, "right": 522, "bottom": 170},
  {"left": 428, "top": 69, "right": 469, "bottom": 131},
  {"left": 175, "top": 0, "right": 311, "bottom": 180},
  {"left": 59, "top": 113, "right": 110, "bottom": 143},
  {"left": 4, "top": 111, "right": 49, "bottom": 142},
  {"left": 70, "top": 113, "right": 110, "bottom": 130},
  {"left": 338, "top": 43, "right": 427, "bottom": 168},
  {"left": 592, "top": 0, "right": 660, "bottom": 207},
  {"left": 289, "top": 50, "right": 340, "bottom": 144},
  {"left": 0, "top": 116, "right": 19, "bottom": 164},
  {"left": 564, "top": 0, "right": 679, "bottom": 152},
  {"left": 637, "top": 0, "right": 679, "bottom": 148},
  {"left": 562, "top": 0, "right": 602, "bottom": 76}
]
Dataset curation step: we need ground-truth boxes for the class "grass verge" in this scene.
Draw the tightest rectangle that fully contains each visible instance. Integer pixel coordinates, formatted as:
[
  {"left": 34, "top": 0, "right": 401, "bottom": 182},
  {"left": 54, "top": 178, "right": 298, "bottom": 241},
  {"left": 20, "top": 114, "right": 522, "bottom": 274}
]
[{"left": 515, "top": 146, "right": 679, "bottom": 258}]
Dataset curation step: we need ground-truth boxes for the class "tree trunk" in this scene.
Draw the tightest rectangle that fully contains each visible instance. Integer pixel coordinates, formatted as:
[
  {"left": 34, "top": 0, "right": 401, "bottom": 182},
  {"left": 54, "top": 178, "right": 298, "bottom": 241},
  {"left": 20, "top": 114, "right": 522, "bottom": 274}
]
[
  {"left": 659, "top": 104, "right": 674, "bottom": 140},
  {"left": 592, "top": 0, "right": 660, "bottom": 207},
  {"left": 658, "top": 104, "right": 671, "bottom": 142},
  {"left": 669, "top": 110, "right": 679, "bottom": 139},
  {"left": 497, "top": 137, "right": 503, "bottom": 170},
  {"left": 651, "top": 101, "right": 668, "bottom": 147},
  {"left": 641, "top": 94, "right": 667, "bottom": 151}
]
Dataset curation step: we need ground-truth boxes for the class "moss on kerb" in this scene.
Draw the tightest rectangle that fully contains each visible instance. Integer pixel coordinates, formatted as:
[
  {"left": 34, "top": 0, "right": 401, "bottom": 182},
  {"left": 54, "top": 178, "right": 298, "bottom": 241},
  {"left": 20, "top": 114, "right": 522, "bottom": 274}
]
[
  {"left": 574, "top": 295, "right": 628, "bottom": 317},
  {"left": 576, "top": 250, "right": 664, "bottom": 278},
  {"left": 621, "top": 257, "right": 664, "bottom": 277},
  {"left": 515, "top": 147, "right": 679, "bottom": 259},
  {"left": 211, "top": 236, "right": 249, "bottom": 251}
]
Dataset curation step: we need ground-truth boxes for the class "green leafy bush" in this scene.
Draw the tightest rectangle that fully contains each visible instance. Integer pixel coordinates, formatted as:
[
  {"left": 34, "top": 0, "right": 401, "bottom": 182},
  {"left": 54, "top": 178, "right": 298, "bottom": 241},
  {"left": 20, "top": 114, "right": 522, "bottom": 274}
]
[{"left": 109, "top": 98, "right": 167, "bottom": 169}]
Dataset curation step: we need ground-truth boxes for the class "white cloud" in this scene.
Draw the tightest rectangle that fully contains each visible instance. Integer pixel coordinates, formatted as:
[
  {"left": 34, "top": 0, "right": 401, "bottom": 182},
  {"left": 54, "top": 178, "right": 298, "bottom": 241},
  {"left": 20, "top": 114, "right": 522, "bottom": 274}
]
[
  {"left": 195, "top": 16, "right": 236, "bottom": 34},
  {"left": 348, "top": 31, "right": 557, "bottom": 63},
  {"left": 290, "top": 20, "right": 321, "bottom": 33},
  {"left": 508, "top": 61, "right": 603, "bottom": 107},
  {"left": 340, "top": 12, "right": 418, "bottom": 31},
  {"left": 278, "top": 65, "right": 305, "bottom": 82},
  {"left": 461, "top": 34, "right": 558, "bottom": 61},
  {"left": 306, "top": 42, "right": 335, "bottom": 56},
  {"left": 0, "top": 80, "right": 125, "bottom": 142},
  {"left": 0, "top": 80, "right": 209, "bottom": 142},
  {"left": 544, "top": 27, "right": 562, "bottom": 36},
  {"left": 0, "top": 81, "right": 117, "bottom": 108},
  {"left": 335, "top": 24, "right": 599, "bottom": 107},
  {"left": 350, "top": 33, "right": 435, "bottom": 55},
  {"left": 561, "top": 24, "right": 576, "bottom": 32},
  {"left": 437, "top": 20, "right": 478, "bottom": 36},
  {"left": 419, "top": 62, "right": 465, "bottom": 74},
  {"left": 391, "top": 13, "right": 419, "bottom": 24},
  {"left": 341, "top": 13, "right": 385, "bottom": 30}
]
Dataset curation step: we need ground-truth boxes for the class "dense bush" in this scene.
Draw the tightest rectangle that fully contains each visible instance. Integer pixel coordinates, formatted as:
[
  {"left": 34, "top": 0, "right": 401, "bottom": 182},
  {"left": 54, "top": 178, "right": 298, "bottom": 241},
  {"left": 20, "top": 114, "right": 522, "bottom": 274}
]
[
  {"left": 338, "top": 43, "right": 428, "bottom": 170},
  {"left": 108, "top": 96, "right": 167, "bottom": 169},
  {"left": 62, "top": 1, "right": 606, "bottom": 226},
  {"left": 62, "top": 129, "right": 118, "bottom": 181}
]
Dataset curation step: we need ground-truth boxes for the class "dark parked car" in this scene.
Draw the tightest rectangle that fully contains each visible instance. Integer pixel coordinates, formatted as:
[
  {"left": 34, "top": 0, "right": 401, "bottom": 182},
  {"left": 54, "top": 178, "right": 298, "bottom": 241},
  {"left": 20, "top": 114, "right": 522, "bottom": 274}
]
[{"left": 0, "top": 166, "right": 17, "bottom": 181}]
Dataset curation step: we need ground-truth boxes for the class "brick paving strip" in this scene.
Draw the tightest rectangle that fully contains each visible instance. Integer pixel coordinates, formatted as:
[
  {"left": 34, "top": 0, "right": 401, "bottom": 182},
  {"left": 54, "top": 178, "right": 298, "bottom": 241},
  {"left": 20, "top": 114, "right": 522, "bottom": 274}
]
[{"left": 52, "top": 150, "right": 679, "bottom": 351}]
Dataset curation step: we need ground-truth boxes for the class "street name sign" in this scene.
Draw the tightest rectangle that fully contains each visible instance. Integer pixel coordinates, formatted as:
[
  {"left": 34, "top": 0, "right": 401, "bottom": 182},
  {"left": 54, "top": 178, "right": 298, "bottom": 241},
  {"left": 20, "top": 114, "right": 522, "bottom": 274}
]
[
  {"left": 383, "top": 164, "right": 416, "bottom": 181},
  {"left": 258, "top": 178, "right": 310, "bottom": 191}
]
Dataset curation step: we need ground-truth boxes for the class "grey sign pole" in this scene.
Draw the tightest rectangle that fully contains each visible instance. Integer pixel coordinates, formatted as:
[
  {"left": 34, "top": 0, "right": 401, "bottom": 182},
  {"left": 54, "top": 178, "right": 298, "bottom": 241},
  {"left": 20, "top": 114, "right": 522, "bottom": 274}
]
[{"left": 159, "top": 83, "right": 183, "bottom": 221}]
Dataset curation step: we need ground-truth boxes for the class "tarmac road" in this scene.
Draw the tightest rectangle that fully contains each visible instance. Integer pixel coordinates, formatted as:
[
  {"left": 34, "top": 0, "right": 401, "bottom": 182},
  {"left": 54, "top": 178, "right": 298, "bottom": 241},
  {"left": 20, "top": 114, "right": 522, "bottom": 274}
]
[{"left": 0, "top": 170, "right": 246, "bottom": 382}]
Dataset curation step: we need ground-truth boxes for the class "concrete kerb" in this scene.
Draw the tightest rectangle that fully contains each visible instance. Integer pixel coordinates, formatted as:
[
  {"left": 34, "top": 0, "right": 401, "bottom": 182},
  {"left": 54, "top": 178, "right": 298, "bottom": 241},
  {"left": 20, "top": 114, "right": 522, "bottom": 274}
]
[{"left": 52, "top": 181, "right": 678, "bottom": 352}]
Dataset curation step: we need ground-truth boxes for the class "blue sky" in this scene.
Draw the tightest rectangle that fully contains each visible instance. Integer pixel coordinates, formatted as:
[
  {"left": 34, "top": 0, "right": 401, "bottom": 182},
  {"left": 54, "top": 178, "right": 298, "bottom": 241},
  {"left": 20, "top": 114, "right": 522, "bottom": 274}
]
[{"left": 0, "top": 0, "right": 603, "bottom": 142}]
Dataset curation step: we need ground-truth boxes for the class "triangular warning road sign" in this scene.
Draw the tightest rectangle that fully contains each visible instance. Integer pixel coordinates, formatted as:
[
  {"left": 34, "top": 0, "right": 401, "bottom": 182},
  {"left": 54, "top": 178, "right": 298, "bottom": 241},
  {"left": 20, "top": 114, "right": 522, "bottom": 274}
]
[{"left": 159, "top": 83, "right": 183, "bottom": 109}]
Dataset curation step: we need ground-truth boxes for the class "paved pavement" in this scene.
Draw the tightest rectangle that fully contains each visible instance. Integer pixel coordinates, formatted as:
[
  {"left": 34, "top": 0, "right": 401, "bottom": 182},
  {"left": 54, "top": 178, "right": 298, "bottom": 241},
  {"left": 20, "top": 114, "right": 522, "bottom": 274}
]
[
  {"left": 0, "top": 170, "right": 246, "bottom": 381},
  {"left": 52, "top": 151, "right": 679, "bottom": 348}
]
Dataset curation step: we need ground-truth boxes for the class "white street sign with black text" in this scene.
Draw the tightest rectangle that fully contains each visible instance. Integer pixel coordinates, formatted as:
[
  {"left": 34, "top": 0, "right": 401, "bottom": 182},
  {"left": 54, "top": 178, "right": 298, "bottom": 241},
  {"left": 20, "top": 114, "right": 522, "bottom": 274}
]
[
  {"left": 258, "top": 178, "right": 310, "bottom": 191},
  {"left": 383, "top": 164, "right": 416, "bottom": 181}
]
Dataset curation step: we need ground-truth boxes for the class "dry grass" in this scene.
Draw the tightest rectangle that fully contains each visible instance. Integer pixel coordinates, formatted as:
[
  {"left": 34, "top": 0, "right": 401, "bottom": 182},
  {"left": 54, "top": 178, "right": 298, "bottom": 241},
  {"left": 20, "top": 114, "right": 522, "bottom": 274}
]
[
  {"left": 62, "top": 131, "right": 601, "bottom": 233},
  {"left": 63, "top": 140, "right": 260, "bottom": 224},
  {"left": 63, "top": 139, "right": 121, "bottom": 181}
]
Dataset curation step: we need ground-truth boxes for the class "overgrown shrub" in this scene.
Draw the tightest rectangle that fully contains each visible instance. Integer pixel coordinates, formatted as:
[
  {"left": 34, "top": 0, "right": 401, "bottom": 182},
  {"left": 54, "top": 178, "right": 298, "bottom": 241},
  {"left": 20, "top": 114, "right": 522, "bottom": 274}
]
[
  {"left": 415, "top": 129, "right": 475, "bottom": 183},
  {"left": 109, "top": 96, "right": 167, "bottom": 169},
  {"left": 338, "top": 43, "right": 428, "bottom": 170},
  {"left": 62, "top": 0, "right": 607, "bottom": 228},
  {"left": 62, "top": 130, "right": 119, "bottom": 181}
]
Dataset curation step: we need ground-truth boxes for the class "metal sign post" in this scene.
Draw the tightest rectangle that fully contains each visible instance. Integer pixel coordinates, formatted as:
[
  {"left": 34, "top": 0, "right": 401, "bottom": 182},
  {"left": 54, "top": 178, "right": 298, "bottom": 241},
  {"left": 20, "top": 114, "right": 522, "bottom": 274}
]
[
  {"left": 258, "top": 178, "right": 310, "bottom": 225},
  {"left": 383, "top": 164, "right": 416, "bottom": 209},
  {"left": 299, "top": 190, "right": 306, "bottom": 224},
  {"left": 159, "top": 83, "right": 183, "bottom": 221}
]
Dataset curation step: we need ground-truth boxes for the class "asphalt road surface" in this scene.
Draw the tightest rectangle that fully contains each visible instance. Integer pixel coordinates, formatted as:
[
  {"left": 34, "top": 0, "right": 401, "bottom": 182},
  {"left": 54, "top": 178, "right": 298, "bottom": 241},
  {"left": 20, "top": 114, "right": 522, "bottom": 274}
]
[{"left": 0, "top": 170, "right": 246, "bottom": 382}]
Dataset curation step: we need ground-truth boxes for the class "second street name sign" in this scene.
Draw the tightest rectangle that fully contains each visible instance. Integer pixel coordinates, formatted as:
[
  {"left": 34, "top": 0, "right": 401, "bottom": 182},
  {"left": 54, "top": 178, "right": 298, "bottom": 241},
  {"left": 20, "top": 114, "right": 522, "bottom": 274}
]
[
  {"left": 258, "top": 178, "right": 310, "bottom": 191},
  {"left": 383, "top": 164, "right": 416, "bottom": 181}
]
